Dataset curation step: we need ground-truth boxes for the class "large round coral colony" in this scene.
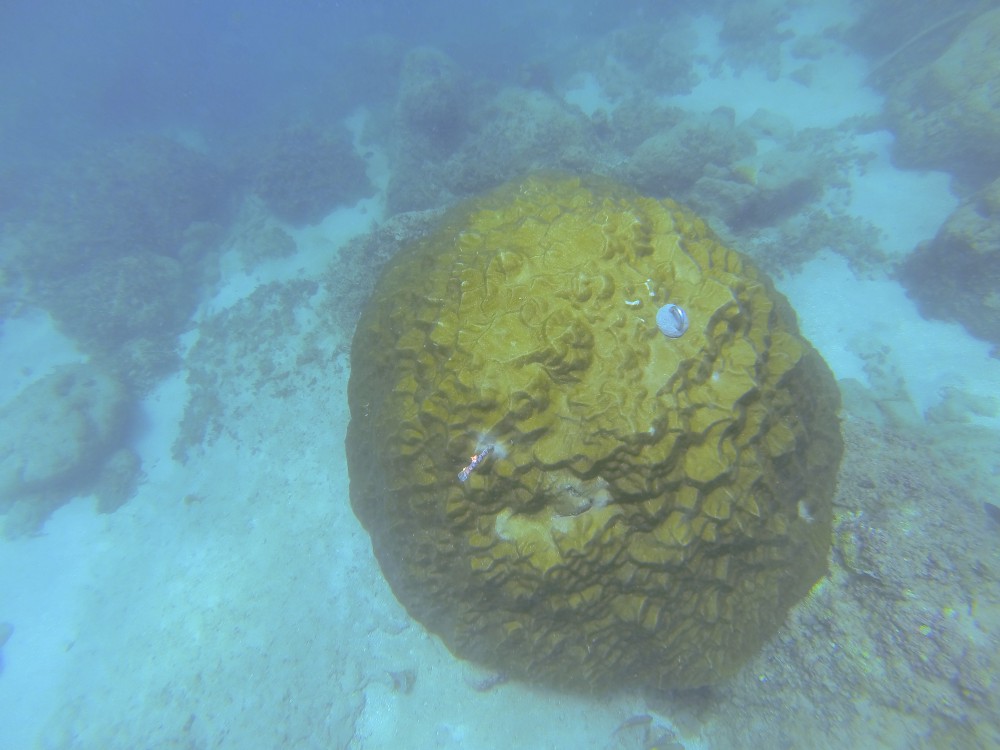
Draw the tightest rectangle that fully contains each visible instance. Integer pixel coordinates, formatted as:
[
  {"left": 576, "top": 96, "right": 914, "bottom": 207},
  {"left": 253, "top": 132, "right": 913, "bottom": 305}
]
[{"left": 346, "top": 174, "right": 843, "bottom": 692}]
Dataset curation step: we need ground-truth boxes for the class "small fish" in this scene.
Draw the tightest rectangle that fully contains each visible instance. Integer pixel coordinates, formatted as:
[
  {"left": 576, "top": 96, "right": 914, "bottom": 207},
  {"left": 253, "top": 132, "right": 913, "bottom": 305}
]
[{"left": 458, "top": 445, "right": 494, "bottom": 482}]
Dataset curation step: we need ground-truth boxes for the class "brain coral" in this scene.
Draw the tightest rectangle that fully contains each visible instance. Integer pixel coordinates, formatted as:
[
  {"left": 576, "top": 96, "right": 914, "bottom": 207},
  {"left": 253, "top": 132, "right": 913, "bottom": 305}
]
[{"left": 346, "top": 174, "right": 842, "bottom": 691}]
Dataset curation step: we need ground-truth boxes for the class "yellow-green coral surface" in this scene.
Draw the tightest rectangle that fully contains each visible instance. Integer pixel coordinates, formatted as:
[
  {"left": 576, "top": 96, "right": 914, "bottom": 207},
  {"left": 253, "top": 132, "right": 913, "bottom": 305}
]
[{"left": 347, "top": 175, "right": 842, "bottom": 691}]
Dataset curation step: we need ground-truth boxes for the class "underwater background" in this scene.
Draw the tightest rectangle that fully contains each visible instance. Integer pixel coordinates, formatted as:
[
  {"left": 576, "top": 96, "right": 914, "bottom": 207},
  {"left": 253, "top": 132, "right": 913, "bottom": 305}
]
[{"left": 1, "top": 0, "right": 999, "bottom": 748}]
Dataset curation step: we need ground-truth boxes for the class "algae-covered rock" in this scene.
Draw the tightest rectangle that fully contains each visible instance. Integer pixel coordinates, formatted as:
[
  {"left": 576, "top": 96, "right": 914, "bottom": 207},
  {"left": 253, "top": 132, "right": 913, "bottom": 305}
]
[
  {"left": 624, "top": 108, "right": 755, "bottom": 197},
  {"left": 0, "top": 363, "right": 131, "bottom": 536},
  {"left": 250, "top": 125, "right": 373, "bottom": 225},
  {"left": 9, "top": 136, "right": 231, "bottom": 280},
  {"left": 346, "top": 175, "right": 842, "bottom": 691},
  {"left": 883, "top": 7, "right": 1000, "bottom": 185},
  {"left": 0, "top": 364, "right": 128, "bottom": 498},
  {"left": 396, "top": 46, "right": 470, "bottom": 156},
  {"left": 899, "top": 175, "right": 1000, "bottom": 349},
  {"left": 43, "top": 254, "right": 193, "bottom": 346}
]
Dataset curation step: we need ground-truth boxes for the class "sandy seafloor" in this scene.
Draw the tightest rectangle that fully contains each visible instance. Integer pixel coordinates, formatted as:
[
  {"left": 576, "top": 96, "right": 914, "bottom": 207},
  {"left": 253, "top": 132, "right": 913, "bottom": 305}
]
[{"left": 1, "top": 5, "right": 999, "bottom": 750}]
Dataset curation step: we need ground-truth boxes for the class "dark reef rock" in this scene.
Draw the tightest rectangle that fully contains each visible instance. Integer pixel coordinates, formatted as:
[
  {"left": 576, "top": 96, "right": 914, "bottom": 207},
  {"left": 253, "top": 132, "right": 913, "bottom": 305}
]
[
  {"left": 95, "top": 448, "right": 144, "bottom": 514},
  {"left": 622, "top": 108, "right": 755, "bottom": 197},
  {"left": 250, "top": 125, "right": 373, "bottom": 225},
  {"left": 9, "top": 136, "right": 232, "bottom": 280},
  {"left": 608, "top": 97, "right": 684, "bottom": 154},
  {"left": 444, "top": 88, "right": 600, "bottom": 195},
  {"left": 899, "top": 176, "right": 1000, "bottom": 350},
  {"left": 879, "top": 7, "right": 1000, "bottom": 188},
  {"left": 387, "top": 84, "right": 604, "bottom": 215},
  {"left": 384, "top": 152, "right": 451, "bottom": 216},
  {"left": 395, "top": 47, "right": 471, "bottom": 157},
  {"left": 348, "top": 175, "right": 843, "bottom": 692},
  {"left": 712, "top": 416, "right": 1000, "bottom": 748},
  {"left": 41, "top": 254, "right": 194, "bottom": 346},
  {"left": 843, "top": 0, "right": 969, "bottom": 62}
]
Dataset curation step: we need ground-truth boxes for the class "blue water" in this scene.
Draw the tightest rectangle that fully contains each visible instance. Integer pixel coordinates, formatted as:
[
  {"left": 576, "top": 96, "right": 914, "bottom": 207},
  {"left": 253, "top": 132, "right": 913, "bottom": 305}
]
[{"left": 1, "top": 1, "right": 998, "bottom": 748}]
